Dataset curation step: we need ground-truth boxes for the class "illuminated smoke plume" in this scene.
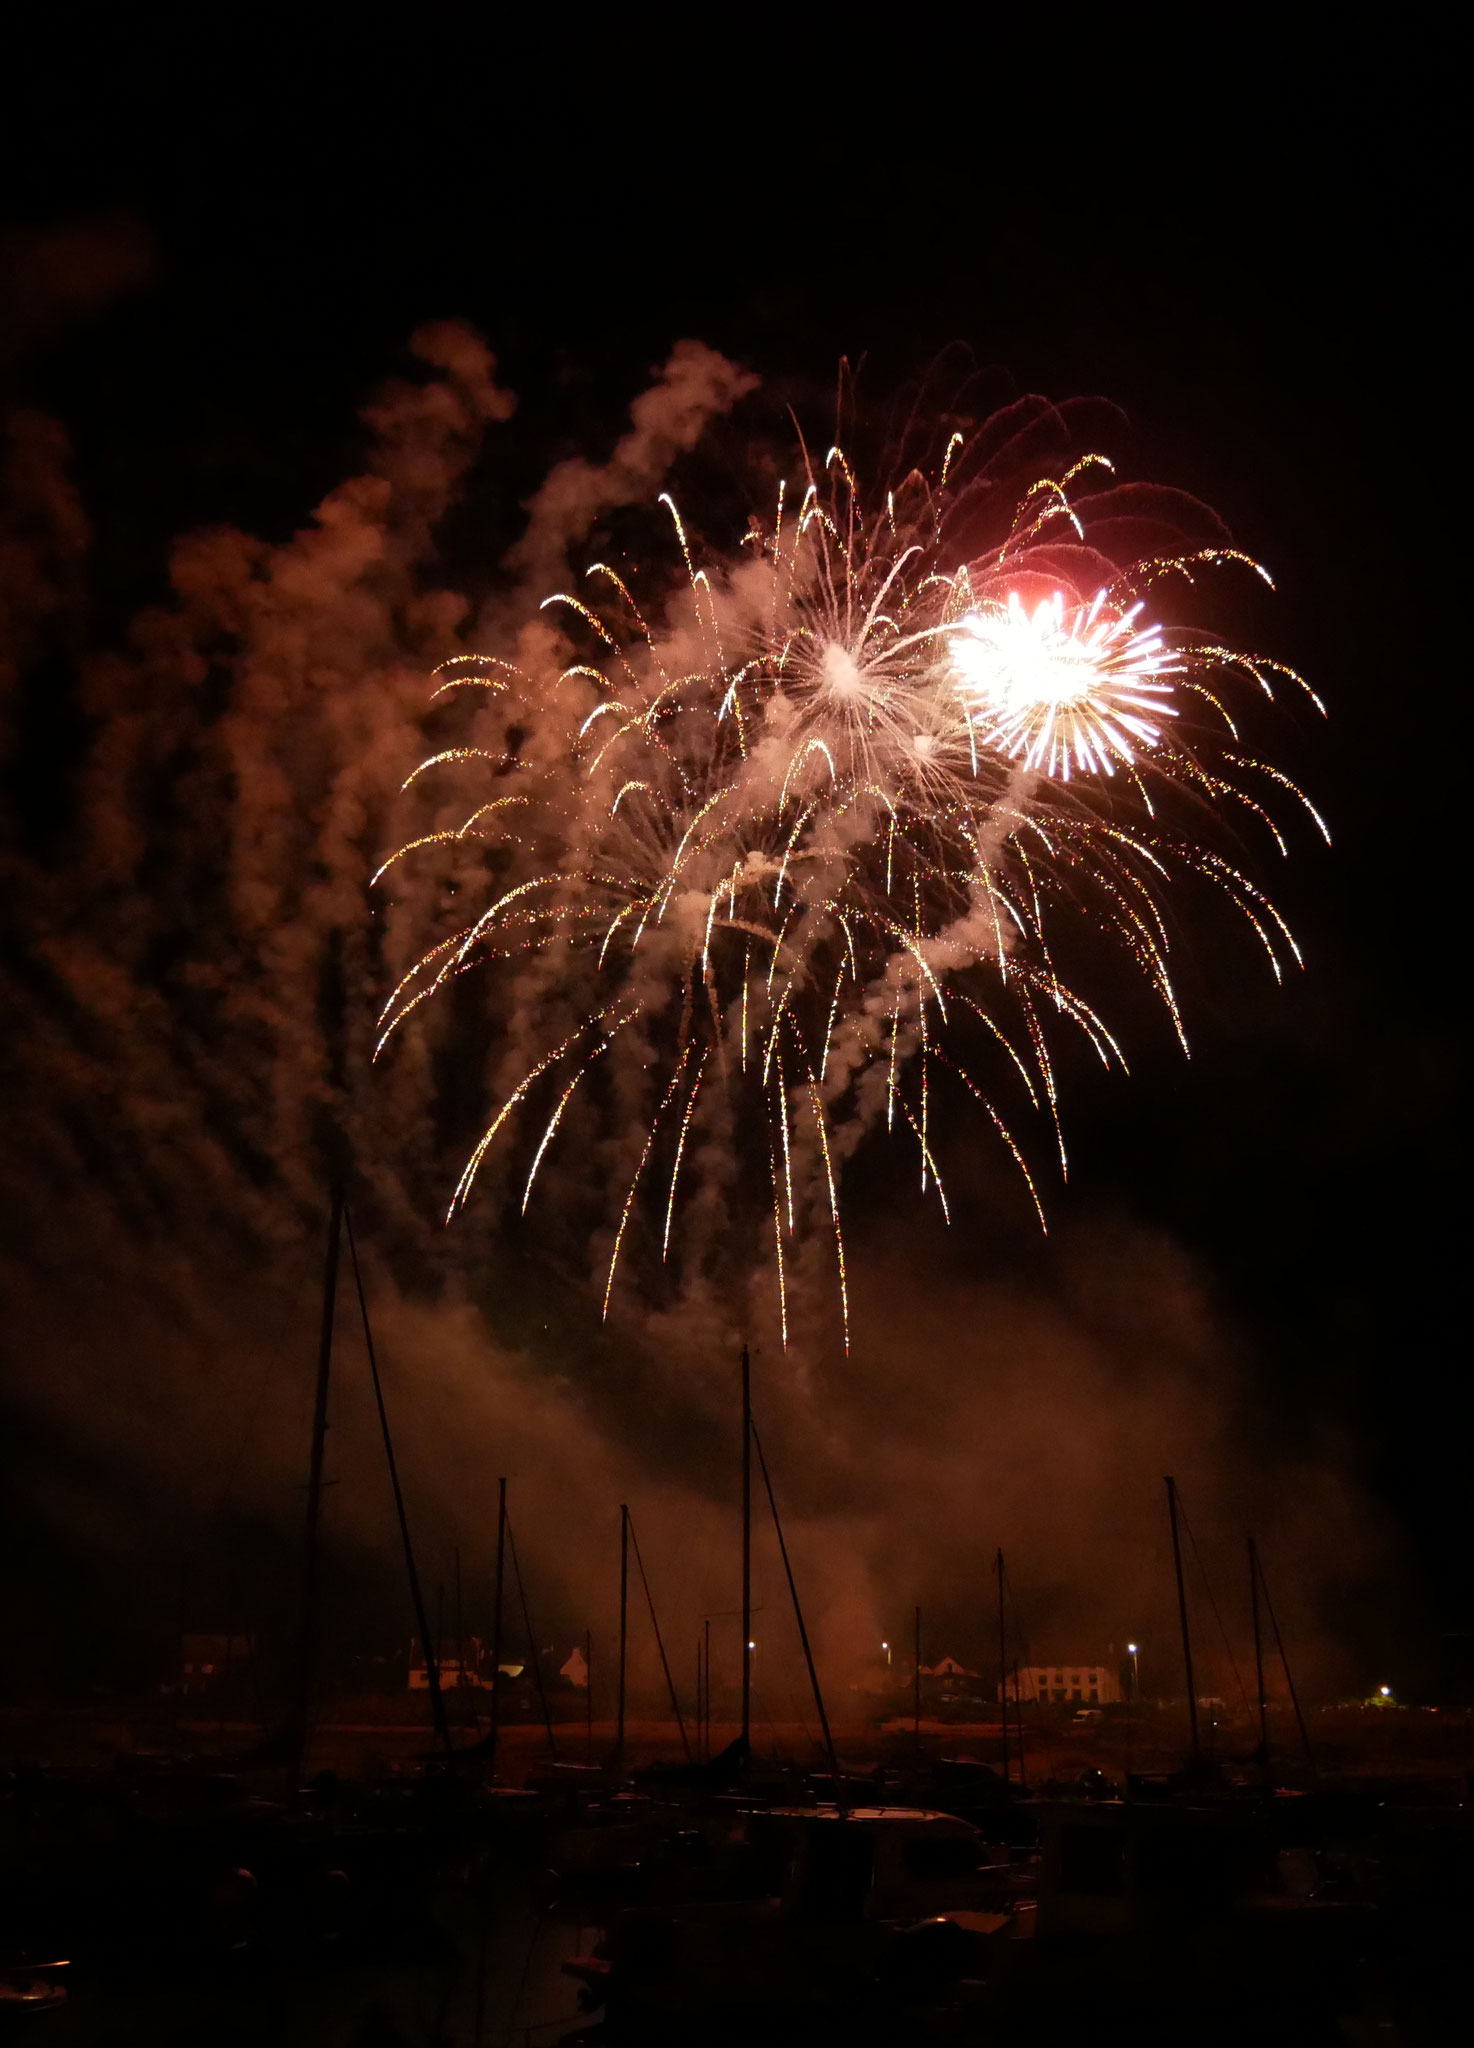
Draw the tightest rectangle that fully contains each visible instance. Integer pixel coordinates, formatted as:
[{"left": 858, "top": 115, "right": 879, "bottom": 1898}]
[
  {"left": 377, "top": 387, "right": 1328, "bottom": 1353},
  {"left": 1, "top": 330, "right": 1373, "bottom": 1706}
]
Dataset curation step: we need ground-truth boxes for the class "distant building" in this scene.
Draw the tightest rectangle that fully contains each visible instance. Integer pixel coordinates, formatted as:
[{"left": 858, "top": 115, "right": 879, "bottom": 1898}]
[
  {"left": 912, "top": 1656, "right": 986, "bottom": 1714},
  {"left": 1001, "top": 1664, "right": 1121, "bottom": 1707},
  {"left": 408, "top": 1636, "right": 518, "bottom": 1691},
  {"left": 178, "top": 1632, "right": 253, "bottom": 1694}
]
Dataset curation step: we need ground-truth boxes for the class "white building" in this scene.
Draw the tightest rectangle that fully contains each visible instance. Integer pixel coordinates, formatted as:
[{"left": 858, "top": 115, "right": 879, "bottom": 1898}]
[
  {"left": 407, "top": 1635, "right": 520, "bottom": 1691},
  {"left": 1000, "top": 1664, "right": 1121, "bottom": 1706}
]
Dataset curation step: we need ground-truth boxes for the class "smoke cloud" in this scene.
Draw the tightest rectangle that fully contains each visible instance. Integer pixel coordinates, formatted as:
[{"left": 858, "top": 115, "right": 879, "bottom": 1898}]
[{"left": 0, "top": 328, "right": 1384, "bottom": 1712}]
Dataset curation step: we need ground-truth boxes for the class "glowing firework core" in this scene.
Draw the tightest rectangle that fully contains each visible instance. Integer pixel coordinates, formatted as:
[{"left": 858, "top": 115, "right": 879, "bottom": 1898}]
[
  {"left": 953, "top": 591, "right": 1180, "bottom": 778},
  {"left": 821, "top": 642, "right": 868, "bottom": 700}
]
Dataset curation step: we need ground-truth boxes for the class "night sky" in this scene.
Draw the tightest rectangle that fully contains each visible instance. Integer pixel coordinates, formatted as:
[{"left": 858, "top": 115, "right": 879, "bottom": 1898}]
[{"left": 2, "top": 19, "right": 1462, "bottom": 1701}]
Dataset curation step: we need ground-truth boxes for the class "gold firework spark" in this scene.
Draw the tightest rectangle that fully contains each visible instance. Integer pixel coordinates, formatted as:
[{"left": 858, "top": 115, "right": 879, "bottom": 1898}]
[{"left": 374, "top": 399, "right": 1327, "bottom": 1345}]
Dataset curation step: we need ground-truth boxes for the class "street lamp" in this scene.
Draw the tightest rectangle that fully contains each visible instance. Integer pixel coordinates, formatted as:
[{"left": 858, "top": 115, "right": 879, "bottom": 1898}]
[
  {"left": 882, "top": 1641, "right": 891, "bottom": 1667},
  {"left": 1127, "top": 1642, "right": 1140, "bottom": 1701}
]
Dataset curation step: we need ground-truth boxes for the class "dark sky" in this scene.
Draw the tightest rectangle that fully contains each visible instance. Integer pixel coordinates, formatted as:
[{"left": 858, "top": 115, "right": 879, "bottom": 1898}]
[{"left": 2, "top": 18, "right": 1463, "bottom": 1694}]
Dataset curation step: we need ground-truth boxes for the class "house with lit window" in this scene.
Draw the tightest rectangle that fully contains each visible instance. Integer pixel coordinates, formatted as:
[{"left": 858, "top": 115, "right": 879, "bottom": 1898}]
[
  {"left": 409, "top": 1637, "right": 497, "bottom": 1691},
  {"left": 177, "top": 1633, "right": 254, "bottom": 1694},
  {"left": 1000, "top": 1663, "right": 1121, "bottom": 1707}
]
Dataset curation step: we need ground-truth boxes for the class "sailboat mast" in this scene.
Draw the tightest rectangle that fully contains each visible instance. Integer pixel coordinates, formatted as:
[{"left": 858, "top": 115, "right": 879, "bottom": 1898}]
[
  {"left": 488, "top": 1477, "right": 507, "bottom": 1771},
  {"left": 750, "top": 1418, "right": 844, "bottom": 1802},
  {"left": 1165, "top": 1476, "right": 1200, "bottom": 1759},
  {"left": 913, "top": 1605, "right": 922, "bottom": 1750},
  {"left": 617, "top": 1503, "right": 629, "bottom": 1774},
  {"left": 740, "top": 1345, "right": 752, "bottom": 1755},
  {"left": 343, "top": 1205, "right": 453, "bottom": 1761},
  {"left": 1249, "top": 1534, "right": 1269, "bottom": 1764},
  {"left": 996, "top": 1548, "right": 1009, "bottom": 1787},
  {"left": 289, "top": 1185, "right": 343, "bottom": 1780}
]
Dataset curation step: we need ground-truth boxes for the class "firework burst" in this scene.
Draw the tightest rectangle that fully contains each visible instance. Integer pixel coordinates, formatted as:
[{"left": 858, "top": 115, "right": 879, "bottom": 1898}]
[
  {"left": 949, "top": 590, "right": 1179, "bottom": 779},
  {"left": 375, "top": 388, "right": 1327, "bottom": 1346}
]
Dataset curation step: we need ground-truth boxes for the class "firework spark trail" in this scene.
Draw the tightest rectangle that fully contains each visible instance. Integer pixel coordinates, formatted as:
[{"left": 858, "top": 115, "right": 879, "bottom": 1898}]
[{"left": 376, "top": 385, "right": 1326, "bottom": 1345}]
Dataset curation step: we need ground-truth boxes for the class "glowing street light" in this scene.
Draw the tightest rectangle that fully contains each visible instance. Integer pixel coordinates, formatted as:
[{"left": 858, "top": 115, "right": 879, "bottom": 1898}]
[
  {"left": 1127, "top": 1642, "right": 1140, "bottom": 1700},
  {"left": 882, "top": 1641, "right": 891, "bottom": 1666}
]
